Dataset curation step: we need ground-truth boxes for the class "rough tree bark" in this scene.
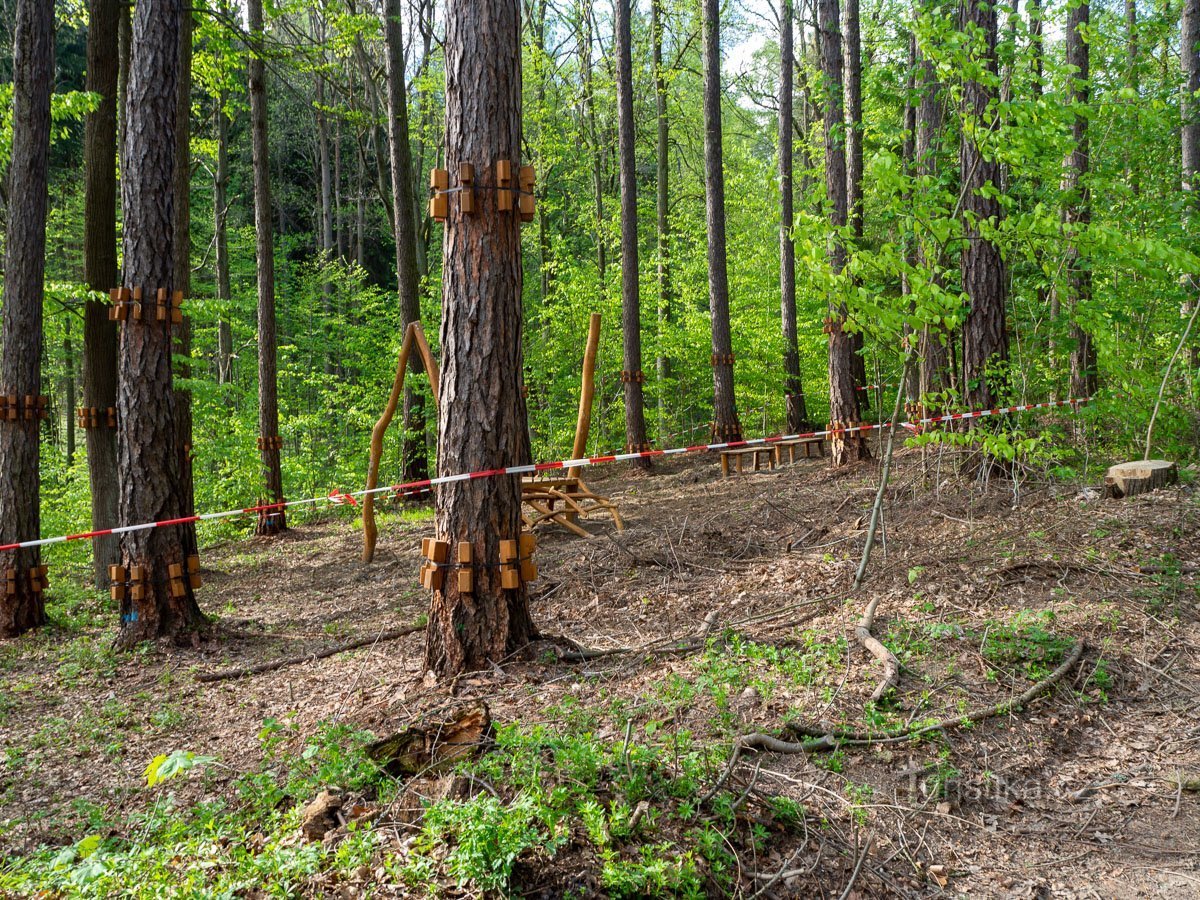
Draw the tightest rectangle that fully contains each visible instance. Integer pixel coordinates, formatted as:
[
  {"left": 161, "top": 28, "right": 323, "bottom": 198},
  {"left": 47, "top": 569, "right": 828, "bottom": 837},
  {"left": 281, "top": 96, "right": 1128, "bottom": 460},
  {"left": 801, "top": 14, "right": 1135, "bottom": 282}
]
[
  {"left": 843, "top": 0, "right": 868, "bottom": 407},
  {"left": 426, "top": 0, "right": 537, "bottom": 676},
  {"left": 652, "top": 0, "right": 672, "bottom": 434},
  {"left": 248, "top": 0, "right": 286, "bottom": 533},
  {"left": 702, "top": 0, "right": 742, "bottom": 442},
  {"left": 116, "top": 0, "right": 208, "bottom": 646},
  {"left": 0, "top": 0, "right": 53, "bottom": 638},
  {"left": 959, "top": 0, "right": 1009, "bottom": 410},
  {"left": 384, "top": 0, "right": 428, "bottom": 481},
  {"left": 780, "top": 0, "right": 809, "bottom": 432},
  {"left": 82, "top": 0, "right": 122, "bottom": 589},
  {"left": 616, "top": 0, "right": 651, "bottom": 464},
  {"left": 1063, "top": 0, "right": 1097, "bottom": 400},
  {"left": 820, "top": 0, "right": 867, "bottom": 464}
]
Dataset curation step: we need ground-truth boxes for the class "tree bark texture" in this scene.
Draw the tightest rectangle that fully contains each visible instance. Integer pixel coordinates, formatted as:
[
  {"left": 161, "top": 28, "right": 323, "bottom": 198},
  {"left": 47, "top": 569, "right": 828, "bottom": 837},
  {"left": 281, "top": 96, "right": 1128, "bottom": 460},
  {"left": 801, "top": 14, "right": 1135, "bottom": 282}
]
[
  {"left": 1064, "top": 0, "right": 1097, "bottom": 400},
  {"left": 843, "top": 0, "right": 869, "bottom": 406},
  {"left": 248, "top": 0, "right": 286, "bottom": 533},
  {"left": 820, "top": 0, "right": 867, "bottom": 464},
  {"left": 384, "top": 0, "right": 428, "bottom": 481},
  {"left": 214, "top": 90, "right": 233, "bottom": 386},
  {"left": 616, "top": 0, "right": 651, "bottom": 463},
  {"left": 652, "top": 0, "right": 671, "bottom": 433},
  {"left": 83, "top": 0, "right": 122, "bottom": 589},
  {"left": 117, "top": 0, "right": 208, "bottom": 646},
  {"left": 1183, "top": 0, "right": 1200, "bottom": 369},
  {"left": 0, "top": 0, "right": 53, "bottom": 638},
  {"left": 702, "top": 0, "right": 742, "bottom": 441},
  {"left": 780, "top": 0, "right": 808, "bottom": 431},
  {"left": 580, "top": 5, "right": 607, "bottom": 285},
  {"left": 427, "top": 0, "right": 537, "bottom": 676},
  {"left": 959, "top": 0, "right": 1009, "bottom": 410}
]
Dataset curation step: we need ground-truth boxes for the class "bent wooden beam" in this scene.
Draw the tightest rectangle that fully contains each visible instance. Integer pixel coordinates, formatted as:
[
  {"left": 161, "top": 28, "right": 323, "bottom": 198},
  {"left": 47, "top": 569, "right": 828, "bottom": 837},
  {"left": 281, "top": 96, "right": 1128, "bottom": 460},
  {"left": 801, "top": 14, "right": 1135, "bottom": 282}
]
[{"left": 363, "top": 323, "right": 440, "bottom": 562}]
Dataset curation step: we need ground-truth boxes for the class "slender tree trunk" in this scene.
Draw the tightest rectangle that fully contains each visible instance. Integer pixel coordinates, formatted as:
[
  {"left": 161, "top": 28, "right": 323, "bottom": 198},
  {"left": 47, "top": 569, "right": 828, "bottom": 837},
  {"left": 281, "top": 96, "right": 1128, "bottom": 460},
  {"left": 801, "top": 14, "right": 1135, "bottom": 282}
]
[
  {"left": 82, "top": 0, "right": 122, "bottom": 589},
  {"left": 843, "top": 0, "right": 868, "bottom": 407},
  {"left": 214, "top": 91, "right": 233, "bottom": 386},
  {"left": 335, "top": 121, "right": 346, "bottom": 261},
  {"left": 384, "top": 0, "right": 428, "bottom": 481},
  {"left": 580, "top": 3, "right": 606, "bottom": 285},
  {"left": 116, "top": 0, "right": 208, "bottom": 646},
  {"left": 702, "top": 0, "right": 741, "bottom": 441},
  {"left": 0, "top": 0, "right": 53, "bottom": 638},
  {"left": 316, "top": 55, "right": 336, "bottom": 376},
  {"left": 248, "top": 0, "right": 286, "bottom": 533},
  {"left": 959, "top": 0, "right": 1009, "bottom": 410},
  {"left": 1126, "top": 0, "right": 1139, "bottom": 193},
  {"left": 65, "top": 317, "right": 76, "bottom": 466},
  {"left": 615, "top": 0, "right": 651, "bottom": 464},
  {"left": 902, "top": 28, "right": 920, "bottom": 404},
  {"left": 652, "top": 0, "right": 672, "bottom": 434},
  {"left": 1183, "top": 0, "right": 1200, "bottom": 369},
  {"left": 427, "top": 0, "right": 536, "bottom": 676},
  {"left": 118, "top": 0, "right": 131, "bottom": 153},
  {"left": 780, "top": 0, "right": 807, "bottom": 431},
  {"left": 820, "top": 0, "right": 867, "bottom": 464},
  {"left": 1064, "top": 0, "right": 1097, "bottom": 400},
  {"left": 173, "top": 0, "right": 197, "bottom": 559}
]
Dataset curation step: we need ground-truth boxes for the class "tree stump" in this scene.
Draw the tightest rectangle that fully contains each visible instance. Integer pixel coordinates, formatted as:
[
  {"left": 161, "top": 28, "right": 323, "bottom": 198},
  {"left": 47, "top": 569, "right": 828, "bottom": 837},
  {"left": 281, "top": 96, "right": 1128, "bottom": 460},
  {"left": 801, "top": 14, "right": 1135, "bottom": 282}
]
[{"left": 1104, "top": 460, "right": 1178, "bottom": 499}]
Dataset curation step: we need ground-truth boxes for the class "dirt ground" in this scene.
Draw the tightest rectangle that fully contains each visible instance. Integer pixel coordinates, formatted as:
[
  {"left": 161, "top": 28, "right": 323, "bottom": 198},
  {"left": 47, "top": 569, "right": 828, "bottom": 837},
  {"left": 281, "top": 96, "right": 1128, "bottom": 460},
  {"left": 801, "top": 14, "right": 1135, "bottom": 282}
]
[{"left": 2, "top": 442, "right": 1198, "bottom": 897}]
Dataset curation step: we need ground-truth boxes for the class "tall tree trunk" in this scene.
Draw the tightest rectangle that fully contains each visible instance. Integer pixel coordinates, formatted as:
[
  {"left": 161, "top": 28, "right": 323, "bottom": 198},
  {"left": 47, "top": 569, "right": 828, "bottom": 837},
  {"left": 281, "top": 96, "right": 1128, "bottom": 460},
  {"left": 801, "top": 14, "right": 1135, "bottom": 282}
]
[
  {"left": 702, "top": 0, "right": 742, "bottom": 441},
  {"left": 580, "top": 2, "right": 606, "bottom": 285},
  {"left": 248, "top": 0, "right": 287, "bottom": 533},
  {"left": 316, "top": 56, "right": 336, "bottom": 376},
  {"left": 427, "top": 0, "right": 536, "bottom": 676},
  {"left": 780, "top": 0, "right": 807, "bottom": 431},
  {"left": 652, "top": 0, "right": 672, "bottom": 435},
  {"left": 843, "top": 0, "right": 868, "bottom": 407},
  {"left": 1064, "top": 0, "right": 1097, "bottom": 400},
  {"left": 173, "top": 0, "right": 197, "bottom": 559},
  {"left": 0, "top": 0, "right": 53, "bottom": 638},
  {"left": 82, "top": 0, "right": 122, "bottom": 589},
  {"left": 959, "top": 0, "right": 1008, "bottom": 410},
  {"left": 384, "top": 0, "right": 428, "bottom": 481},
  {"left": 116, "top": 0, "right": 208, "bottom": 646},
  {"left": 615, "top": 0, "right": 651, "bottom": 464},
  {"left": 1183, "top": 0, "right": 1200, "bottom": 369},
  {"left": 1126, "top": 0, "right": 1140, "bottom": 193},
  {"left": 820, "top": 0, "right": 867, "bottom": 464},
  {"left": 214, "top": 91, "right": 233, "bottom": 386},
  {"left": 65, "top": 317, "right": 76, "bottom": 466}
]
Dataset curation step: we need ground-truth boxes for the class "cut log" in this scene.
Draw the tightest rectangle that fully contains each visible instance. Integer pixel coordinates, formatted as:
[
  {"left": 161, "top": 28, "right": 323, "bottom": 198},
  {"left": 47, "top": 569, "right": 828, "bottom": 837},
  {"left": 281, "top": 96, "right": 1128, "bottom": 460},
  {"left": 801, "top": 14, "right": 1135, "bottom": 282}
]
[{"left": 1105, "top": 459, "right": 1178, "bottom": 499}]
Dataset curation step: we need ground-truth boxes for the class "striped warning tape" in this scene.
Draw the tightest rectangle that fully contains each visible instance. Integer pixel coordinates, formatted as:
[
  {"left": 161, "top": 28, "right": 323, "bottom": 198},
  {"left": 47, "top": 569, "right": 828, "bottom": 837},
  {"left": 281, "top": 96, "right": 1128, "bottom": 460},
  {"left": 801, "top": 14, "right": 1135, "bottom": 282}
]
[{"left": 0, "top": 397, "right": 1089, "bottom": 553}]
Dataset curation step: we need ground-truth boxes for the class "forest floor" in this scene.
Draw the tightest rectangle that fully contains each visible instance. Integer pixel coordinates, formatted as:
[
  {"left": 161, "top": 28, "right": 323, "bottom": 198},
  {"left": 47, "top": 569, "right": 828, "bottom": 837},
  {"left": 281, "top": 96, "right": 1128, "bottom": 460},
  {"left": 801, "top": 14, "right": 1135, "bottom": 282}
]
[{"left": 1, "top": 441, "right": 1199, "bottom": 898}]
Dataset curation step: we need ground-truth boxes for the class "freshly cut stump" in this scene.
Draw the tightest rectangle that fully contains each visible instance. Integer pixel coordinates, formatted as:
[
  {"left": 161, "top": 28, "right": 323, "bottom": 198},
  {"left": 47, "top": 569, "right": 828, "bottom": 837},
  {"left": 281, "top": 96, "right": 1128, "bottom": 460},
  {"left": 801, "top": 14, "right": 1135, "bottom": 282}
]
[{"left": 1105, "top": 460, "right": 1177, "bottom": 499}]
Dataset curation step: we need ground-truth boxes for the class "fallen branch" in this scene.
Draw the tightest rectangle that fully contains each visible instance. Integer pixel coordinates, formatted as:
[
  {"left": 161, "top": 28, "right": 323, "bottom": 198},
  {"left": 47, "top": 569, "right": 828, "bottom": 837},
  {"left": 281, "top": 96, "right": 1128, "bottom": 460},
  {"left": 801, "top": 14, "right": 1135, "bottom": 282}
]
[
  {"left": 855, "top": 593, "right": 901, "bottom": 703},
  {"left": 196, "top": 625, "right": 423, "bottom": 682},
  {"left": 702, "top": 639, "right": 1085, "bottom": 797}
]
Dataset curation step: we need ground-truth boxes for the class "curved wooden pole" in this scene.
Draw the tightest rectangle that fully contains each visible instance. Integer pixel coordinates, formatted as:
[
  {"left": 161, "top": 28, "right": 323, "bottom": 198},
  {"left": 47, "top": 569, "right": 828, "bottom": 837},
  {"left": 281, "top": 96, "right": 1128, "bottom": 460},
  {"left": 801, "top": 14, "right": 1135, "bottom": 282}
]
[
  {"left": 569, "top": 313, "right": 602, "bottom": 470},
  {"left": 362, "top": 323, "right": 440, "bottom": 562}
]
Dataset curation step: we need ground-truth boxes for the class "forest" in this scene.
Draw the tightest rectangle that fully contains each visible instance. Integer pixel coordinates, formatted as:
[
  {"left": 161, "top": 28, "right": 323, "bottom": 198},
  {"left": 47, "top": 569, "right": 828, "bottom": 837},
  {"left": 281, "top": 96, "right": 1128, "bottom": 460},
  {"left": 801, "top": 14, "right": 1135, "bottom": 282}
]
[{"left": 0, "top": 0, "right": 1198, "bottom": 894}]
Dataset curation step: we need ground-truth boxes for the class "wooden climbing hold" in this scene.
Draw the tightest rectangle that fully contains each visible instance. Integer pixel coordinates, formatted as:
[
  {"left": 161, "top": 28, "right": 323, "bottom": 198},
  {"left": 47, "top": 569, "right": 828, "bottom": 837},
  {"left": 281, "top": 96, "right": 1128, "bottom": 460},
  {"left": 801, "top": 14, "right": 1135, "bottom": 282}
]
[
  {"left": 429, "top": 168, "right": 449, "bottom": 221},
  {"left": 459, "top": 163, "right": 475, "bottom": 215},
  {"left": 457, "top": 542, "right": 473, "bottom": 594},
  {"left": 496, "top": 160, "right": 513, "bottom": 212},
  {"left": 499, "top": 539, "right": 520, "bottom": 589}
]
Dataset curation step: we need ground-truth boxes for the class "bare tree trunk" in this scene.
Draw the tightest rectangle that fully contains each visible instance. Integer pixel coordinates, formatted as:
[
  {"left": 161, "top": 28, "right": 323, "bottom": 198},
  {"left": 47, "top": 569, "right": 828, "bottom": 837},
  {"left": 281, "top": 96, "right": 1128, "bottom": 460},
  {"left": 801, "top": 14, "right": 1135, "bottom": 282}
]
[
  {"left": 248, "top": 0, "right": 286, "bottom": 533},
  {"left": 384, "top": 0, "right": 428, "bottom": 481},
  {"left": 116, "top": 0, "right": 208, "bottom": 646},
  {"left": 820, "top": 0, "right": 867, "bottom": 464},
  {"left": 1183, "top": 0, "right": 1200, "bottom": 370},
  {"left": 1126, "top": 0, "right": 1140, "bottom": 194},
  {"left": 65, "top": 317, "right": 76, "bottom": 466},
  {"left": 959, "top": 0, "right": 1008, "bottom": 410},
  {"left": 780, "top": 0, "right": 808, "bottom": 431},
  {"left": 615, "top": 0, "right": 651, "bottom": 464},
  {"left": 580, "top": 2, "right": 606, "bottom": 285},
  {"left": 702, "top": 0, "right": 742, "bottom": 441},
  {"left": 214, "top": 90, "right": 233, "bottom": 386},
  {"left": 427, "top": 0, "right": 536, "bottom": 676},
  {"left": 0, "top": 0, "right": 53, "bottom": 637},
  {"left": 652, "top": 0, "right": 672, "bottom": 434},
  {"left": 316, "top": 41, "right": 336, "bottom": 376},
  {"left": 82, "top": 0, "right": 122, "bottom": 589},
  {"left": 1064, "top": 0, "right": 1097, "bottom": 400},
  {"left": 843, "top": 0, "right": 868, "bottom": 407}
]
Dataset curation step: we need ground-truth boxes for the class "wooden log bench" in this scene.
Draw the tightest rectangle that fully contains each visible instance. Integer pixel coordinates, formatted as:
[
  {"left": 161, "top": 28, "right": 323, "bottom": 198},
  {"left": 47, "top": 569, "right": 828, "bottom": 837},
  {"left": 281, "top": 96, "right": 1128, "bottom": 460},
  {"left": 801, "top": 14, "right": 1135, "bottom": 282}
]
[
  {"left": 773, "top": 437, "right": 826, "bottom": 465},
  {"left": 720, "top": 447, "right": 775, "bottom": 477}
]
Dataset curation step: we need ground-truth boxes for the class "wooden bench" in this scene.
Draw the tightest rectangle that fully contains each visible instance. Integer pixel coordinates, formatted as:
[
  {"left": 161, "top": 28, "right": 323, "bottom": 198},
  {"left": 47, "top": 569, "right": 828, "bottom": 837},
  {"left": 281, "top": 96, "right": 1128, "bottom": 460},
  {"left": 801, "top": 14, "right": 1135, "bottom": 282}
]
[
  {"left": 773, "top": 437, "right": 825, "bottom": 465},
  {"left": 521, "top": 474, "right": 624, "bottom": 539},
  {"left": 720, "top": 447, "right": 775, "bottom": 477}
]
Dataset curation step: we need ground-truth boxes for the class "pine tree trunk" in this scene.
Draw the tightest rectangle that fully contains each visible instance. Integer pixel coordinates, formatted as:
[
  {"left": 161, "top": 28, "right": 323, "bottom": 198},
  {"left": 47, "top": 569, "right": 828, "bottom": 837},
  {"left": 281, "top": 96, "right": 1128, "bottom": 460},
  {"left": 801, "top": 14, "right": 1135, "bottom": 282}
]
[
  {"left": 615, "top": 0, "right": 651, "bottom": 465},
  {"left": 1028, "top": 0, "right": 1054, "bottom": 379},
  {"left": 384, "top": 0, "right": 429, "bottom": 482},
  {"left": 959, "top": 0, "right": 1009, "bottom": 410},
  {"left": 652, "top": 0, "right": 672, "bottom": 433},
  {"left": 820, "top": 0, "right": 867, "bottom": 464},
  {"left": 116, "top": 0, "right": 208, "bottom": 647},
  {"left": 248, "top": 0, "right": 286, "bottom": 533},
  {"left": 702, "top": 0, "right": 741, "bottom": 442},
  {"left": 82, "top": 0, "right": 122, "bottom": 589},
  {"left": 1182, "top": 0, "right": 1200, "bottom": 369},
  {"left": 580, "top": 4, "right": 606, "bottom": 285},
  {"left": 1064, "top": 0, "right": 1097, "bottom": 401},
  {"left": 214, "top": 90, "right": 233, "bottom": 386},
  {"left": 780, "top": 0, "right": 807, "bottom": 432},
  {"left": 427, "top": 0, "right": 536, "bottom": 676},
  {"left": 843, "top": 0, "right": 868, "bottom": 407},
  {"left": 0, "top": 0, "right": 53, "bottom": 638}
]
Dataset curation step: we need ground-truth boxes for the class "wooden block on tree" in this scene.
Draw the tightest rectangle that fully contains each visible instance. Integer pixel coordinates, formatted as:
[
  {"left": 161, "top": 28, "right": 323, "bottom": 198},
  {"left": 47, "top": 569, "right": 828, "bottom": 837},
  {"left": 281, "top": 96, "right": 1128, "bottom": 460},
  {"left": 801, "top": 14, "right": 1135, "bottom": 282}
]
[
  {"left": 500, "top": 568, "right": 520, "bottom": 590},
  {"left": 499, "top": 539, "right": 518, "bottom": 564},
  {"left": 459, "top": 163, "right": 475, "bottom": 215},
  {"left": 1104, "top": 460, "right": 1178, "bottom": 499},
  {"left": 430, "top": 540, "right": 450, "bottom": 564},
  {"left": 168, "top": 562, "right": 184, "bottom": 579}
]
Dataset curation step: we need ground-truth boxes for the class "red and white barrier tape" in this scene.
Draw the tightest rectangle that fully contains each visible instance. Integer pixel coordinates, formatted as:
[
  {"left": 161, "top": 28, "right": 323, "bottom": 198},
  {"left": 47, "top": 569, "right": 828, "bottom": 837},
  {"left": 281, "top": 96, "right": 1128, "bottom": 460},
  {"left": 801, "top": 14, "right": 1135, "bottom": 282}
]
[{"left": 0, "top": 397, "right": 1089, "bottom": 553}]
